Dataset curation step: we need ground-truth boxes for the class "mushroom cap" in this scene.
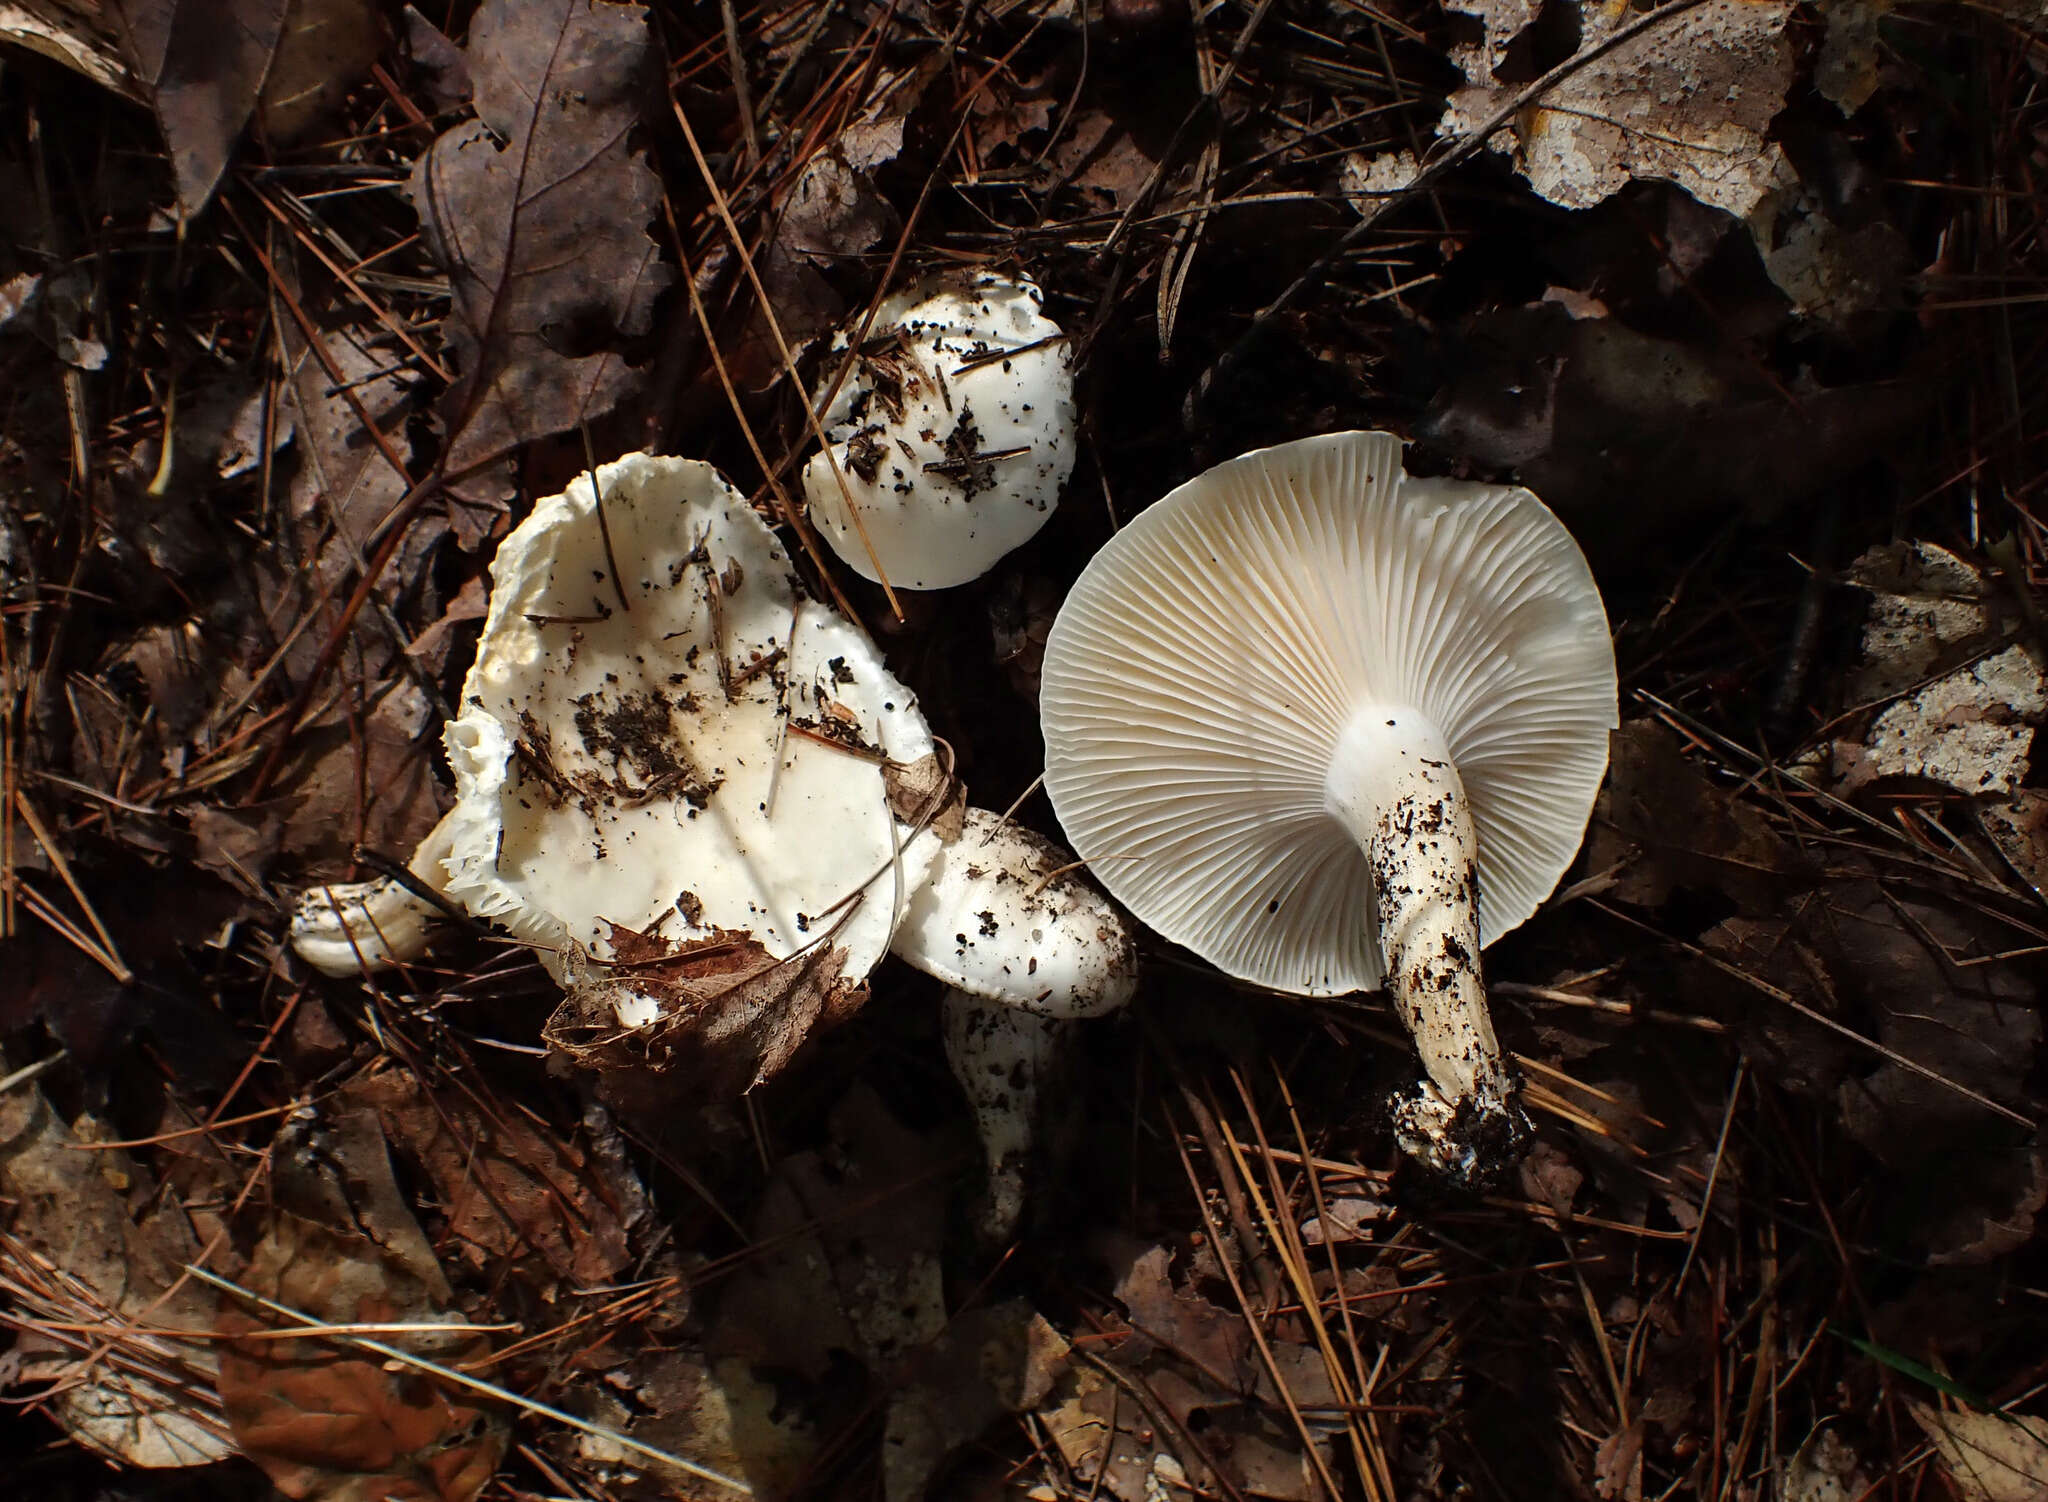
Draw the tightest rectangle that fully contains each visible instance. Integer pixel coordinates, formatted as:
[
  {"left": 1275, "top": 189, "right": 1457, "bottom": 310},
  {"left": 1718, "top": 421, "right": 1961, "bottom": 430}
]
[
  {"left": 891, "top": 808, "right": 1138, "bottom": 1018},
  {"left": 801, "top": 273, "right": 1076, "bottom": 591},
  {"left": 1039, "top": 430, "right": 1617, "bottom": 997},
  {"left": 440, "top": 452, "right": 938, "bottom": 1009}
]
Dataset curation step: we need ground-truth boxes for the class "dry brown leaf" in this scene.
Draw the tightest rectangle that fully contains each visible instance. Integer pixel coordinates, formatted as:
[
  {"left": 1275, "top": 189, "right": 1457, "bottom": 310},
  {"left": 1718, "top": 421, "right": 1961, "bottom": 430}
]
[
  {"left": 218, "top": 1214, "right": 507, "bottom": 1502},
  {"left": 1440, "top": 0, "right": 1793, "bottom": 218},
  {"left": 0, "top": 0, "right": 140, "bottom": 98},
  {"left": 107, "top": 0, "right": 289, "bottom": 215},
  {"left": 219, "top": 1105, "right": 508, "bottom": 1500},
  {"left": 1587, "top": 719, "right": 1801, "bottom": 915},
  {"left": 342, "top": 1068, "right": 635, "bottom": 1289},
  {"left": 1908, "top": 1404, "right": 2048, "bottom": 1502},
  {"left": 283, "top": 320, "right": 417, "bottom": 558},
  {"left": 257, "top": 0, "right": 382, "bottom": 145},
  {"left": 406, "top": 0, "right": 671, "bottom": 489}
]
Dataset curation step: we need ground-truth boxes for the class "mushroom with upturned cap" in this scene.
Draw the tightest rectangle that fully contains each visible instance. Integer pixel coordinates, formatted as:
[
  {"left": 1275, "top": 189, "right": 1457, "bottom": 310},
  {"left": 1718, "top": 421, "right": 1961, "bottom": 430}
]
[
  {"left": 1038, "top": 431, "right": 1617, "bottom": 1183},
  {"left": 435, "top": 452, "right": 944, "bottom": 1090},
  {"left": 803, "top": 273, "right": 1076, "bottom": 591},
  {"left": 890, "top": 808, "right": 1138, "bottom": 1240}
]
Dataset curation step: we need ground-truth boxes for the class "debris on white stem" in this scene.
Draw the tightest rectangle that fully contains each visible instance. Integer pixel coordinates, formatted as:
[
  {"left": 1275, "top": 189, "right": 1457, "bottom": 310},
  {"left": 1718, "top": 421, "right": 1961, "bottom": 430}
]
[
  {"left": 891, "top": 807, "right": 1137, "bottom": 1239},
  {"left": 803, "top": 273, "right": 1077, "bottom": 591},
  {"left": 940, "top": 995, "right": 1064, "bottom": 1245},
  {"left": 289, "top": 811, "right": 458, "bottom": 977},
  {"left": 1324, "top": 710, "right": 1525, "bottom": 1177}
]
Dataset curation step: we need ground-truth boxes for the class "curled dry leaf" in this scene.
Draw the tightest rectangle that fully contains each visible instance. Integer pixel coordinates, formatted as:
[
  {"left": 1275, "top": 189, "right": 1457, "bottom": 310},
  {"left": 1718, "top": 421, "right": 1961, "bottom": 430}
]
[
  {"left": 1440, "top": 0, "right": 1794, "bottom": 218},
  {"left": 406, "top": 0, "right": 672, "bottom": 488},
  {"left": 543, "top": 921, "right": 866, "bottom": 1109}
]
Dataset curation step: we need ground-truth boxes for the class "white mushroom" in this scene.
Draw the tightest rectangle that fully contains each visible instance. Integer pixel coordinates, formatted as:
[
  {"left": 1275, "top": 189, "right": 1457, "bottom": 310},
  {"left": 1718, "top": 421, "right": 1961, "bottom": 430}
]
[
  {"left": 890, "top": 807, "right": 1138, "bottom": 1239},
  {"left": 289, "top": 811, "right": 457, "bottom": 977},
  {"left": 1039, "top": 431, "right": 1617, "bottom": 1183},
  {"left": 437, "top": 453, "right": 942, "bottom": 1081},
  {"left": 802, "top": 273, "right": 1076, "bottom": 591}
]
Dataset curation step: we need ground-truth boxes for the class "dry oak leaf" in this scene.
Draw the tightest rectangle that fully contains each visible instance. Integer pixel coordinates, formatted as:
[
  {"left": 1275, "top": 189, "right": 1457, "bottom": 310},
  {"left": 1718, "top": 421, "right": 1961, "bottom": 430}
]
[
  {"left": 405, "top": 0, "right": 672, "bottom": 488},
  {"left": 1440, "top": 0, "right": 1794, "bottom": 218}
]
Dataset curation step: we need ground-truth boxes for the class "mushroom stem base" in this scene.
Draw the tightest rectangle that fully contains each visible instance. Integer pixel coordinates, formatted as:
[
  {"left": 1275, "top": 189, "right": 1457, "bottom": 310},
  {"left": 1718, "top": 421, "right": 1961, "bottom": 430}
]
[
  {"left": 940, "top": 991, "right": 1067, "bottom": 1244},
  {"left": 1326, "top": 708, "right": 1528, "bottom": 1183}
]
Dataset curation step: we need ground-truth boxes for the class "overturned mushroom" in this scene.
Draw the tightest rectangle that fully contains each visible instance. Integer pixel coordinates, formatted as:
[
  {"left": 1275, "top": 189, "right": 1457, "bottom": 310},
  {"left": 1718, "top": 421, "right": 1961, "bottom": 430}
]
[
  {"left": 290, "top": 812, "right": 457, "bottom": 977},
  {"left": 438, "top": 453, "right": 944, "bottom": 1090},
  {"left": 890, "top": 808, "right": 1137, "bottom": 1240},
  {"left": 803, "top": 273, "right": 1076, "bottom": 591},
  {"left": 1039, "top": 432, "right": 1617, "bottom": 1183}
]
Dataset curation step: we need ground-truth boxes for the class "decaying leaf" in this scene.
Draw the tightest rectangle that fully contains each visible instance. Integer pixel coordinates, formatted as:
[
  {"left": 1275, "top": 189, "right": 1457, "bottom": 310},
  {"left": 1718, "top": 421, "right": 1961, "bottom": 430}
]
[
  {"left": 883, "top": 749, "right": 965, "bottom": 842},
  {"left": 282, "top": 318, "right": 417, "bottom": 557},
  {"left": 1749, "top": 183, "right": 1911, "bottom": 328},
  {"left": 107, "top": 0, "right": 288, "bottom": 215},
  {"left": 1340, "top": 149, "right": 1420, "bottom": 213},
  {"left": 406, "top": 0, "right": 672, "bottom": 488},
  {"left": 580, "top": 1086, "right": 987, "bottom": 1501},
  {"left": 1814, "top": 0, "right": 1892, "bottom": 115},
  {"left": 1420, "top": 302, "right": 1924, "bottom": 544},
  {"left": 1053, "top": 1237, "right": 1339, "bottom": 1501},
  {"left": 1440, "top": 0, "right": 1793, "bottom": 218},
  {"left": 1907, "top": 1404, "right": 2048, "bottom": 1502},
  {"left": 0, "top": 1053, "right": 233, "bottom": 1468},
  {"left": 218, "top": 1105, "right": 509, "bottom": 1501}
]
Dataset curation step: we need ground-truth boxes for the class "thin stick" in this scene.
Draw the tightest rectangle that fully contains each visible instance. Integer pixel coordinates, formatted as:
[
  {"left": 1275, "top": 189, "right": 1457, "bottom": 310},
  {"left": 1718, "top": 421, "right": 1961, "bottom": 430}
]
[{"left": 14, "top": 791, "right": 131, "bottom": 981}]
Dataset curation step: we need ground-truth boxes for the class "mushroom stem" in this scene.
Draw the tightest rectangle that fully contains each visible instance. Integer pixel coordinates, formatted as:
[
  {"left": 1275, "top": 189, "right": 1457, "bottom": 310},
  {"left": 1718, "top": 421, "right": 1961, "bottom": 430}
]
[
  {"left": 940, "top": 990, "right": 1065, "bottom": 1244},
  {"left": 1325, "top": 708, "right": 1529, "bottom": 1180}
]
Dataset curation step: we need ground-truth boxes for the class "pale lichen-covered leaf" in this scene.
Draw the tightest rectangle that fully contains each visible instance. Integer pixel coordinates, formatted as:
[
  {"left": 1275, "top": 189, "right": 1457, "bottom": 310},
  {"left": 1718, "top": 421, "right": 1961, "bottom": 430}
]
[
  {"left": 1439, "top": 0, "right": 1794, "bottom": 218},
  {"left": 1908, "top": 1404, "right": 2048, "bottom": 1502},
  {"left": 406, "top": 0, "right": 672, "bottom": 484},
  {"left": 0, "top": 1056, "right": 232, "bottom": 1467}
]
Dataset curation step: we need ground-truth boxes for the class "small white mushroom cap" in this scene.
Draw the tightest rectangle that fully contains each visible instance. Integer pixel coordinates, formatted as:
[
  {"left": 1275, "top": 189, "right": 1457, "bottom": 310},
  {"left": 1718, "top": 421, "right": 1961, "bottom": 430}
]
[
  {"left": 802, "top": 273, "right": 1076, "bottom": 591},
  {"left": 289, "top": 810, "right": 458, "bottom": 977},
  {"left": 439, "top": 452, "right": 939, "bottom": 1025},
  {"left": 1040, "top": 430, "right": 1616, "bottom": 998},
  {"left": 890, "top": 808, "right": 1138, "bottom": 1018}
]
